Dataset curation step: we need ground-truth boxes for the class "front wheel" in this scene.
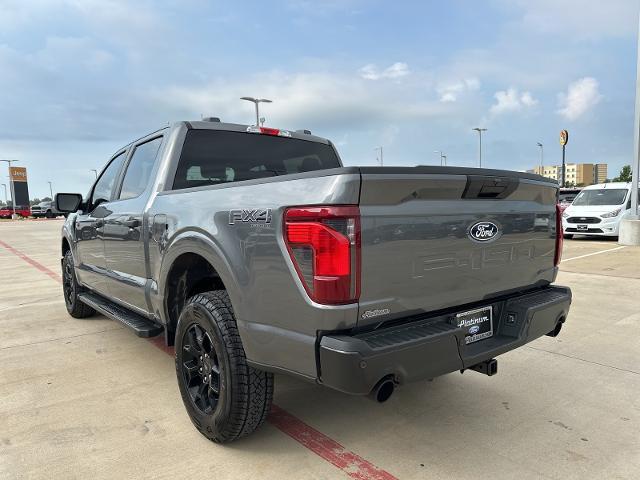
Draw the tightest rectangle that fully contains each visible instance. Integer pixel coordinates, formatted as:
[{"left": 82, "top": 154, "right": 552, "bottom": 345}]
[
  {"left": 62, "top": 250, "right": 95, "bottom": 318},
  {"left": 175, "top": 291, "right": 274, "bottom": 443}
]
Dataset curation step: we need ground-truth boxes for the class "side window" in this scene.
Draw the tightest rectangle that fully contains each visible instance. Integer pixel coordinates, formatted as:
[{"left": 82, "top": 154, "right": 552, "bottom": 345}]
[
  {"left": 91, "top": 152, "right": 126, "bottom": 208},
  {"left": 119, "top": 137, "right": 163, "bottom": 200}
]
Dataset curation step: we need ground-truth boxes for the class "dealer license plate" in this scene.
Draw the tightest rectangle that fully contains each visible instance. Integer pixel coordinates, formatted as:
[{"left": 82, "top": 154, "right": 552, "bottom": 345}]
[
  {"left": 577, "top": 224, "right": 588, "bottom": 231},
  {"left": 453, "top": 306, "right": 493, "bottom": 345}
]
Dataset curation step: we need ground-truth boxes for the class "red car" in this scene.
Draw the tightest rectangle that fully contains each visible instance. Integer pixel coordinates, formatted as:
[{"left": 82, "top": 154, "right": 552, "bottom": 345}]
[{"left": 0, "top": 205, "right": 31, "bottom": 218}]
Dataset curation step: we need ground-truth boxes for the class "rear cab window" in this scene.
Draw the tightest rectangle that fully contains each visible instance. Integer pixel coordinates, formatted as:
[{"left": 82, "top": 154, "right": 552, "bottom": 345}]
[{"left": 171, "top": 130, "right": 341, "bottom": 190}]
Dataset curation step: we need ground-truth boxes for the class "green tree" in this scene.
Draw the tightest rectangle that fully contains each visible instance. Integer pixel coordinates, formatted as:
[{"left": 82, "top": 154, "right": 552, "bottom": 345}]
[
  {"left": 30, "top": 198, "right": 41, "bottom": 206},
  {"left": 613, "top": 165, "right": 632, "bottom": 182}
]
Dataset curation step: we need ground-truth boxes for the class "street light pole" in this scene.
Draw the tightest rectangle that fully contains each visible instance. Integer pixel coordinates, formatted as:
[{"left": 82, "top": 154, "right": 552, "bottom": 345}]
[
  {"left": 631, "top": 12, "right": 640, "bottom": 219},
  {"left": 0, "top": 159, "right": 19, "bottom": 217},
  {"left": 90, "top": 169, "right": 98, "bottom": 179},
  {"left": 537, "top": 142, "right": 544, "bottom": 172},
  {"left": 1, "top": 183, "right": 7, "bottom": 207},
  {"left": 472, "top": 128, "right": 487, "bottom": 168},
  {"left": 433, "top": 150, "right": 446, "bottom": 166},
  {"left": 48, "top": 181, "right": 53, "bottom": 200},
  {"left": 240, "top": 97, "right": 273, "bottom": 126},
  {"left": 375, "top": 146, "right": 384, "bottom": 166}
]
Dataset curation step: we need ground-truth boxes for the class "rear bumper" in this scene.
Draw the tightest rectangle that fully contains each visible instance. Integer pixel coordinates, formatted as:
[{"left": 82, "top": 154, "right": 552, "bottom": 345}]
[{"left": 318, "top": 286, "right": 572, "bottom": 395}]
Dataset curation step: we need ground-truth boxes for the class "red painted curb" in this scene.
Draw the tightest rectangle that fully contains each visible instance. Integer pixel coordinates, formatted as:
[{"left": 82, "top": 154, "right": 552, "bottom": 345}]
[
  {"left": 0, "top": 239, "right": 398, "bottom": 480},
  {"left": 269, "top": 405, "right": 397, "bottom": 480},
  {"left": 0, "top": 239, "right": 62, "bottom": 283}
]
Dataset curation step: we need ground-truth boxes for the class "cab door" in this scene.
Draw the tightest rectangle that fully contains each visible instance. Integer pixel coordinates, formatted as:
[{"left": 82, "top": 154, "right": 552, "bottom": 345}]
[
  {"left": 102, "top": 135, "right": 164, "bottom": 314},
  {"left": 74, "top": 151, "right": 128, "bottom": 295}
]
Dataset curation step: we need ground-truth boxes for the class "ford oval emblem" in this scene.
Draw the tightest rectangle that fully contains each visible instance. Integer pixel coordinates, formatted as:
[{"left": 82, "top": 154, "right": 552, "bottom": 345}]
[
  {"left": 469, "top": 325, "right": 480, "bottom": 335},
  {"left": 468, "top": 220, "right": 500, "bottom": 243}
]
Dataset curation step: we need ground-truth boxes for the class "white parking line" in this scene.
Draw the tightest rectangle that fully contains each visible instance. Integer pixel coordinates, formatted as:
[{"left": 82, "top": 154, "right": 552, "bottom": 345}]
[{"left": 562, "top": 246, "right": 626, "bottom": 263}]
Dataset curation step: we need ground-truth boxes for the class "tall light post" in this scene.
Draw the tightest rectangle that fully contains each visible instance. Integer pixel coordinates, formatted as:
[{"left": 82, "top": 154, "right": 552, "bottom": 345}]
[
  {"left": 240, "top": 97, "right": 273, "bottom": 126},
  {"left": 619, "top": 12, "right": 640, "bottom": 245},
  {"left": 537, "top": 142, "right": 544, "bottom": 172},
  {"left": 0, "top": 159, "right": 19, "bottom": 217},
  {"left": 1, "top": 183, "right": 7, "bottom": 207},
  {"left": 631, "top": 12, "right": 640, "bottom": 220},
  {"left": 472, "top": 127, "right": 487, "bottom": 168},
  {"left": 47, "top": 181, "right": 53, "bottom": 200},
  {"left": 90, "top": 169, "right": 98, "bottom": 179},
  {"left": 433, "top": 150, "right": 446, "bottom": 166},
  {"left": 374, "top": 146, "right": 383, "bottom": 166}
]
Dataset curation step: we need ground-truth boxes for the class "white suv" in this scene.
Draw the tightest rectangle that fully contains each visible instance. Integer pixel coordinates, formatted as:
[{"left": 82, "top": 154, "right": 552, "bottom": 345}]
[{"left": 562, "top": 182, "right": 636, "bottom": 238}]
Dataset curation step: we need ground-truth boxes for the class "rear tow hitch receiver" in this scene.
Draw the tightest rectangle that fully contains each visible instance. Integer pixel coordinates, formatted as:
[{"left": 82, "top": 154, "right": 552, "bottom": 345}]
[{"left": 469, "top": 358, "right": 498, "bottom": 376}]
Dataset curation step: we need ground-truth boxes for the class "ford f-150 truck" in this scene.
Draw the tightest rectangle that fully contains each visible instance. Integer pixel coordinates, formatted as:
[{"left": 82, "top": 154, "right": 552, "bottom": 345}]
[{"left": 56, "top": 119, "right": 571, "bottom": 443}]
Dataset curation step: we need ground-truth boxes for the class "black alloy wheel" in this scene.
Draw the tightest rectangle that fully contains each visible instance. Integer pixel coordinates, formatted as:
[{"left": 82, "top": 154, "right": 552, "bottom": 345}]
[
  {"left": 181, "top": 323, "right": 222, "bottom": 415},
  {"left": 62, "top": 250, "right": 95, "bottom": 318}
]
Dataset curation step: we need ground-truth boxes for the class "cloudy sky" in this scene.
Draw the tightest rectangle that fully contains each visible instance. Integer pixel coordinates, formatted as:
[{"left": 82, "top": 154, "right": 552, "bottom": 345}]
[{"left": 0, "top": 0, "right": 638, "bottom": 198}]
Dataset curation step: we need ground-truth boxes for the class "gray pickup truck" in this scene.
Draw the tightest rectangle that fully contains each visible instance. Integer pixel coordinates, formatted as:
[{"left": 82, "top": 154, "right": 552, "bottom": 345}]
[{"left": 56, "top": 119, "right": 571, "bottom": 443}]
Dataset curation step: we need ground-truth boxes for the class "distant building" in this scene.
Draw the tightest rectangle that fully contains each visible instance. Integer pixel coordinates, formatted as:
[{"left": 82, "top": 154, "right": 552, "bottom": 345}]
[
  {"left": 595, "top": 163, "right": 608, "bottom": 183},
  {"left": 530, "top": 163, "right": 608, "bottom": 186}
]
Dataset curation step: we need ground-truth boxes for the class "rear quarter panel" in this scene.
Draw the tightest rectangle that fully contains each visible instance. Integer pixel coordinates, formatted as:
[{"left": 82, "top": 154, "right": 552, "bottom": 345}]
[{"left": 148, "top": 173, "right": 360, "bottom": 378}]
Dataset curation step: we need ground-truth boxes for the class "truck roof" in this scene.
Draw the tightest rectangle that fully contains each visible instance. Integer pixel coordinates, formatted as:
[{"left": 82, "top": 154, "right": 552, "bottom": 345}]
[{"left": 182, "top": 120, "right": 333, "bottom": 145}]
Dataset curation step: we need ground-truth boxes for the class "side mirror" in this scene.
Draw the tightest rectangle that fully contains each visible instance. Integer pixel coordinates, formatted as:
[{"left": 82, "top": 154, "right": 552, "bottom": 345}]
[{"left": 55, "top": 193, "right": 83, "bottom": 213}]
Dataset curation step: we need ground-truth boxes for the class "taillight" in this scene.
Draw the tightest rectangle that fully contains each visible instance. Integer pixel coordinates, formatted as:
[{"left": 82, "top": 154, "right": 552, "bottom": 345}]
[
  {"left": 284, "top": 206, "right": 360, "bottom": 305},
  {"left": 554, "top": 203, "right": 563, "bottom": 266}
]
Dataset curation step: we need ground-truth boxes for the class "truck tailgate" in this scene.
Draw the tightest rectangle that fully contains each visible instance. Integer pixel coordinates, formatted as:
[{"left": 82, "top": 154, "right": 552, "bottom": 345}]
[{"left": 357, "top": 167, "right": 558, "bottom": 327}]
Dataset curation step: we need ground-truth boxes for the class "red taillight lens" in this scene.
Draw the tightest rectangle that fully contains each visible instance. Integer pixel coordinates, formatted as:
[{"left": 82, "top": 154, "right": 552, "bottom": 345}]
[
  {"left": 554, "top": 203, "right": 563, "bottom": 266},
  {"left": 284, "top": 206, "right": 360, "bottom": 305}
]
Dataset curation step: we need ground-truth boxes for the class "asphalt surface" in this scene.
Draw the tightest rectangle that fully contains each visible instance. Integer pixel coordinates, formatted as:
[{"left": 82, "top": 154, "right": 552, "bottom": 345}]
[{"left": 1, "top": 219, "right": 639, "bottom": 479}]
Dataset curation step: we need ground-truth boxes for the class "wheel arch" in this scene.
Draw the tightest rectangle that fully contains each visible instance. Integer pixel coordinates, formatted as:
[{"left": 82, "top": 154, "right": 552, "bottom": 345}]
[{"left": 157, "top": 232, "right": 244, "bottom": 346}]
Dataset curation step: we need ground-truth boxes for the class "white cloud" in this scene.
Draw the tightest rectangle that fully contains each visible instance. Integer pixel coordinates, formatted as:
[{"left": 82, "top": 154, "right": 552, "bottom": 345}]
[
  {"left": 500, "top": 0, "right": 637, "bottom": 40},
  {"left": 437, "top": 78, "right": 480, "bottom": 103},
  {"left": 489, "top": 87, "right": 538, "bottom": 115},
  {"left": 556, "top": 77, "right": 602, "bottom": 121},
  {"left": 359, "top": 62, "right": 410, "bottom": 80},
  {"left": 154, "top": 70, "right": 448, "bottom": 133}
]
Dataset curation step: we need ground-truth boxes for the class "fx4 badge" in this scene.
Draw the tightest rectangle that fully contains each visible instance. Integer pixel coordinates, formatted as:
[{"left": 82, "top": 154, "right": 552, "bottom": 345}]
[{"left": 229, "top": 208, "right": 272, "bottom": 226}]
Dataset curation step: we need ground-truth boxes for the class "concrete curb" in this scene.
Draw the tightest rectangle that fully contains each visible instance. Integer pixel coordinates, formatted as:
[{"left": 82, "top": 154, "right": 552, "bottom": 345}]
[{"left": 618, "top": 218, "right": 640, "bottom": 245}]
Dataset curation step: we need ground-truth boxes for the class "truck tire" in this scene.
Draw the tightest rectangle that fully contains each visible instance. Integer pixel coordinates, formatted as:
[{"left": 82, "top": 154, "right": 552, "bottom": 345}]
[
  {"left": 46, "top": 210, "right": 53, "bottom": 218},
  {"left": 62, "top": 250, "right": 96, "bottom": 318},
  {"left": 175, "top": 291, "right": 274, "bottom": 443}
]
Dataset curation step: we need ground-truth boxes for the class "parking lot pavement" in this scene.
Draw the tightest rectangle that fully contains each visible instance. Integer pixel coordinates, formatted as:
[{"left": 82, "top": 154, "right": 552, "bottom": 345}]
[{"left": 1, "top": 221, "right": 639, "bottom": 480}]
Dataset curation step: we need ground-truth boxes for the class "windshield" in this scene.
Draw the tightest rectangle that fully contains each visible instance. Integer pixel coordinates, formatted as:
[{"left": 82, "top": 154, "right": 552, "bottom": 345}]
[{"left": 572, "top": 188, "right": 627, "bottom": 206}]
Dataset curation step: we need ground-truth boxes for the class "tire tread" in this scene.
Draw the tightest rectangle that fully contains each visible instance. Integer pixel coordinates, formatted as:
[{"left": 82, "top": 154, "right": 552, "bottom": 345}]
[{"left": 178, "top": 290, "right": 273, "bottom": 443}]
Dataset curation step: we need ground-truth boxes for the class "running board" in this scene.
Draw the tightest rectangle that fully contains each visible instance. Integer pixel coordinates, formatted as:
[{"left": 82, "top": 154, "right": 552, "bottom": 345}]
[{"left": 78, "top": 292, "right": 163, "bottom": 338}]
